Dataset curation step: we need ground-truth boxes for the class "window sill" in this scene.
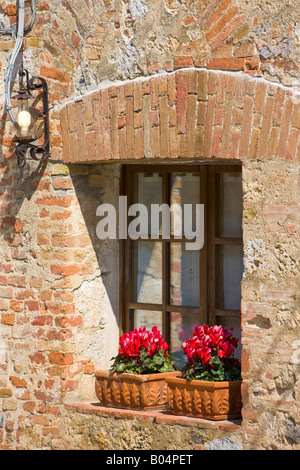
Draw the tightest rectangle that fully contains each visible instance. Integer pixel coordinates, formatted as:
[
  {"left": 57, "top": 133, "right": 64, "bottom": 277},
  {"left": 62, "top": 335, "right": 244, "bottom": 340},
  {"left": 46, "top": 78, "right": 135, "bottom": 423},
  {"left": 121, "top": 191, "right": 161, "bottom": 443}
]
[{"left": 65, "top": 402, "right": 242, "bottom": 433}]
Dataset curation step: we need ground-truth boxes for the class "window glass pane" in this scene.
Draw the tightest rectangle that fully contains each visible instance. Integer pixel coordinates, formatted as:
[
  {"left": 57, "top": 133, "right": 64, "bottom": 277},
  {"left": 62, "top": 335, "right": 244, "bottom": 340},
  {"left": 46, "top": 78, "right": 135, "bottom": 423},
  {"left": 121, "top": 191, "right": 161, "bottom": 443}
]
[
  {"left": 216, "top": 245, "right": 243, "bottom": 311},
  {"left": 131, "top": 241, "right": 162, "bottom": 304},
  {"left": 170, "top": 173, "right": 200, "bottom": 237},
  {"left": 217, "top": 172, "right": 243, "bottom": 238},
  {"left": 132, "top": 172, "right": 162, "bottom": 237},
  {"left": 170, "top": 243, "right": 199, "bottom": 307},
  {"left": 170, "top": 311, "right": 200, "bottom": 370},
  {"left": 133, "top": 310, "right": 162, "bottom": 332}
]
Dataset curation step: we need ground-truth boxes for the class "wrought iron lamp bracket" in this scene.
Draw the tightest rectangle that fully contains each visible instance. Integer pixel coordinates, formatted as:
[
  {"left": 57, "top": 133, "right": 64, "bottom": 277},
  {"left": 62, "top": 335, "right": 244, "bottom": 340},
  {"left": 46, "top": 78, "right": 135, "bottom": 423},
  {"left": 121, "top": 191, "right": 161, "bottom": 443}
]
[{"left": 14, "top": 73, "right": 50, "bottom": 168}]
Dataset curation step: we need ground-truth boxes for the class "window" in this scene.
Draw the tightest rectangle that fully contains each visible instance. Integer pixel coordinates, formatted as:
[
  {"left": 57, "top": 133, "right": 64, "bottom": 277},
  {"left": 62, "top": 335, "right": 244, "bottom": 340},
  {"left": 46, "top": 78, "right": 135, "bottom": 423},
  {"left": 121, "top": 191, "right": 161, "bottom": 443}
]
[{"left": 120, "top": 164, "right": 243, "bottom": 368}]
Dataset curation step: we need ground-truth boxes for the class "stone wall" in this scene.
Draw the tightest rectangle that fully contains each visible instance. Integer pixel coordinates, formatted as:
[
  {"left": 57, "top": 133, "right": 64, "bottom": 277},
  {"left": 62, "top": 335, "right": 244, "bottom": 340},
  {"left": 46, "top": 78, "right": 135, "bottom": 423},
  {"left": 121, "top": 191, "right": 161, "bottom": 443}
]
[
  {"left": 0, "top": 0, "right": 299, "bottom": 450},
  {"left": 60, "top": 403, "right": 243, "bottom": 451},
  {"left": 59, "top": 68, "right": 300, "bottom": 450}
]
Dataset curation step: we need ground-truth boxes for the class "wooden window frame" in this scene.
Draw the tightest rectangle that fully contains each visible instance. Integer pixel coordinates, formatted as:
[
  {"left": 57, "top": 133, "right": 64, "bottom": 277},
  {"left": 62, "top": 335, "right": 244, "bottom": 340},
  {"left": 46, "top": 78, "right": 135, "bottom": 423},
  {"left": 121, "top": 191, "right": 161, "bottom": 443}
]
[
  {"left": 207, "top": 165, "right": 243, "bottom": 326},
  {"left": 120, "top": 163, "right": 242, "bottom": 348}
]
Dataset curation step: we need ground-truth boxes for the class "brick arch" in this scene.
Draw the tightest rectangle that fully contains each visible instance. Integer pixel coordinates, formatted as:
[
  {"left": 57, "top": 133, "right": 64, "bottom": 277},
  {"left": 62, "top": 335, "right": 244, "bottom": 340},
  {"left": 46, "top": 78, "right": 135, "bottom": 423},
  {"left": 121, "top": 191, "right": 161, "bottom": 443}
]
[{"left": 59, "top": 69, "right": 300, "bottom": 164}]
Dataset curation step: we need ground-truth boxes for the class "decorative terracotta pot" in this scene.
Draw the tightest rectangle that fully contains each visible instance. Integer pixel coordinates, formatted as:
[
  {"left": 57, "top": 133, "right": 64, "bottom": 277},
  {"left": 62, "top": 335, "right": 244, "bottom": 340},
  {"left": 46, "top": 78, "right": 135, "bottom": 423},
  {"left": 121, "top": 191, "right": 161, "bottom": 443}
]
[
  {"left": 95, "top": 370, "right": 177, "bottom": 411},
  {"left": 165, "top": 373, "right": 242, "bottom": 421}
]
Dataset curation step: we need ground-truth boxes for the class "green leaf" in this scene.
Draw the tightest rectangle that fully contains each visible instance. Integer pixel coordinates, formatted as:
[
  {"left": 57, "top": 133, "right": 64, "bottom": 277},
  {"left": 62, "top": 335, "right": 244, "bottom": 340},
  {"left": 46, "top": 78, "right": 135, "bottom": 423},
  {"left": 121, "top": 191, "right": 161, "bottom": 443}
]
[
  {"left": 210, "top": 355, "right": 221, "bottom": 366},
  {"left": 159, "top": 362, "right": 175, "bottom": 373},
  {"left": 116, "top": 363, "right": 126, "bottom": 373},
  {"left": 139, "top": 349, "right": 148, "bottom": 362},
  {"left": 153, "top": 354, "right": 164, "bottom": 365},
  {"left": 143, "top": 357, "right": 154, "bottom": 368}
]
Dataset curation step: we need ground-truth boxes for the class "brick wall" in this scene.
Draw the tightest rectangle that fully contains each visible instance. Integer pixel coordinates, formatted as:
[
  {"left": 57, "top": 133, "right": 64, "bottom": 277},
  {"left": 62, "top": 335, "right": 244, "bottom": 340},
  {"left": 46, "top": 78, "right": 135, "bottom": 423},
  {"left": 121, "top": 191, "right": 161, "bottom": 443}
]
[
  {"left": 59, "top": 69, "right": 300, "bottom": 163},
  {"left": 0, "top": 160, "right": 121, "bottom": 449},
  {"left": 0, "top": 0, "right": 299, "bottom": 450}
]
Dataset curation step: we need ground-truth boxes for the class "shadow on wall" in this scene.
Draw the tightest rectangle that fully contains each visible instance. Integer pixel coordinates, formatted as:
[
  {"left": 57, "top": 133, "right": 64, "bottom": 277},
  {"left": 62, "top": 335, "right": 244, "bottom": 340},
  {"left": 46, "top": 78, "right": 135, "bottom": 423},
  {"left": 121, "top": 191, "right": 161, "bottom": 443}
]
[
  {"left": 0, "top": 109, "right": 48, "bottom": 249},
  {"left": 67, "top": 163, "right": 121, "bottom": 371}
]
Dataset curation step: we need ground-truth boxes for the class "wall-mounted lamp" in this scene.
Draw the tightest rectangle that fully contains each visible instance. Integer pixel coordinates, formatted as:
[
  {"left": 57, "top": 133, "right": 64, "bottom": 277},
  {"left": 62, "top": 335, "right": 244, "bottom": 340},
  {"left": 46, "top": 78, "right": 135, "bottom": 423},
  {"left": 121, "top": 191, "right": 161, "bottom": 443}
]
[
  {"left": 12, "top": 54, "right": 50, "bottom": 167},
  {"left": 1, "top": 0, "right": 50, "bottom": 167}
]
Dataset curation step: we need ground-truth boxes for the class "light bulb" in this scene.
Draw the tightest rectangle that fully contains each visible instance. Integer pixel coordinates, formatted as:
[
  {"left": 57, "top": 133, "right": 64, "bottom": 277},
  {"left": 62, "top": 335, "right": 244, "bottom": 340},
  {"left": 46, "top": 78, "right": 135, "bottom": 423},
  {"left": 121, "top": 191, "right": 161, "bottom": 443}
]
[{"left": 17, "top": 110, "right": 32, "bottom": 135}]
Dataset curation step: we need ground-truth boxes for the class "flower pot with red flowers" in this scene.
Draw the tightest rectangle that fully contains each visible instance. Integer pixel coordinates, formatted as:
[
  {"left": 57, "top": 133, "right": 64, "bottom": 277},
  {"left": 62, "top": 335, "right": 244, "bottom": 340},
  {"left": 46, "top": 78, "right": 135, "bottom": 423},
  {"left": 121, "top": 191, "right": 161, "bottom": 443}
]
[
  {"left": 165, "top": 324, "right": 242, "bottom": 421},
  {"left": 95, "top": 327, "right": 176, "bottom": 410}
]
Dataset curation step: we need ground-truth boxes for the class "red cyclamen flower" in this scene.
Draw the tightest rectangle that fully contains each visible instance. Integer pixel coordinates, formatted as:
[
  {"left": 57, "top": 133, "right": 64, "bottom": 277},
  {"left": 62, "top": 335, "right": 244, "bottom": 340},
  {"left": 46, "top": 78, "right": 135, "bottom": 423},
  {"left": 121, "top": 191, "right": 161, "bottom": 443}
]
[
  {"left": 182, "top": 324, "right": 239, "bottom": 365},
  {"left": 118, "top": 327, "right": 170, "bottom": 359}
]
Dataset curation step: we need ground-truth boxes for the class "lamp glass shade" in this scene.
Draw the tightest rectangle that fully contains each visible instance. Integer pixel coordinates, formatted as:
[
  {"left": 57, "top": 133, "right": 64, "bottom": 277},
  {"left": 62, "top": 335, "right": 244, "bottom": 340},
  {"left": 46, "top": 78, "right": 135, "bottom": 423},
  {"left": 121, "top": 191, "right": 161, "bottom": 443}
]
[{"left": 16, "top": 98, "right": 34, "bottom": 137}]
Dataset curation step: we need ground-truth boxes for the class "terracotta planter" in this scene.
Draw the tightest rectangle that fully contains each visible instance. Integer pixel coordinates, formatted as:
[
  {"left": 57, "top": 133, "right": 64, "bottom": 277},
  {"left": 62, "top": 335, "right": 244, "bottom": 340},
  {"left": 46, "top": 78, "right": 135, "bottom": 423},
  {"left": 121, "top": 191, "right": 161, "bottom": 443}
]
[
  {"left": 165, "top": 373, "right": 242, "bottom": 421},
  {"left": 95, "top": 370, "right": 177, "bottom": 411}
]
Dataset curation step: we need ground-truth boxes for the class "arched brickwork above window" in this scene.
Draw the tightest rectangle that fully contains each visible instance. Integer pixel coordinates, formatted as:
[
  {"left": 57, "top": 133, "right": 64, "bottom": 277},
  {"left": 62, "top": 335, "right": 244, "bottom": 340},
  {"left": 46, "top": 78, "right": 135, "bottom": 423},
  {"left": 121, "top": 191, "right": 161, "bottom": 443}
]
[{"left": 59, "top": 69, "right": 300, "bottom": 163}]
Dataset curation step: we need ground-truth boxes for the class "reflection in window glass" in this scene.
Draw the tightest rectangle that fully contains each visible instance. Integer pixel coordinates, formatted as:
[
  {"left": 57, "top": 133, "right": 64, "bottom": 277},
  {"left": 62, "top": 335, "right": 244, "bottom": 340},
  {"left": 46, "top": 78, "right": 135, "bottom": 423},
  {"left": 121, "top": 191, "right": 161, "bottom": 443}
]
[
  {"left": 170, "top": 311, "right": 199, "bottom": 369},
  {"left": 134, "top": 310, "right": 162, "bottom": 333},
  {"left": 170, "top": 243, "right": 199, "bottom": 307},
  {"left": 216, "top": 245, "right": 243, "bottom": 311},
  {"left": 131, "top": 241, "right": 162, "bottom": 304},
  {"left": 217, "top": 173, "right": 243, "bottom": 238},
  {"left": 132, "top": 173, "right": 162, "bottom": 236},
  {"left": 170, "top": 173, "right": 200, "bottom": 236}
]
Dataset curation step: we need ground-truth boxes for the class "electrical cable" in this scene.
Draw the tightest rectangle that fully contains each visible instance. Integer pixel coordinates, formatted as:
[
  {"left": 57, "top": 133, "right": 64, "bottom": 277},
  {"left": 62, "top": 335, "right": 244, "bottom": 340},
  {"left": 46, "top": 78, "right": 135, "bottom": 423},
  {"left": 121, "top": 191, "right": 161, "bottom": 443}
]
[
  {"left": 1, "top": 0, "right": 37, "bottom": 124},
  {"left": 0, "top": 0, "right": 37, "bottom": 35}
]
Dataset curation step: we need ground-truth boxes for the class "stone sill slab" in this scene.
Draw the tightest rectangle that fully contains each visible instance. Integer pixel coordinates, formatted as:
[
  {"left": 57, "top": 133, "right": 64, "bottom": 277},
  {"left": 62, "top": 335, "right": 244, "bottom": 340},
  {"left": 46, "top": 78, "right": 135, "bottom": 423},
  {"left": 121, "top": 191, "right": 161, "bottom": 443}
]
[{"left": 66, "top": 402, "right": 241, "bottom": 433}]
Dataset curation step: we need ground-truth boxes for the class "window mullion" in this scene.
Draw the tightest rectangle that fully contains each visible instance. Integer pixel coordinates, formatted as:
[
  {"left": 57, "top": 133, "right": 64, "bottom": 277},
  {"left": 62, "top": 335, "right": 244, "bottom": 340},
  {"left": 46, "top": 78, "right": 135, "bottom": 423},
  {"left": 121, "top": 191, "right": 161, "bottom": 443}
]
[
  {"left": 162, "top": 171, "right": 170, "bottom": 343},
  {"left": 199, "top": 165, "right": 207, "bottom": 325},
  {"left": 124, "top": 167, "right": 131, "bottom": 332},
  {"left": 207, "top": 165, "right": 216, "bottom": 326}
]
